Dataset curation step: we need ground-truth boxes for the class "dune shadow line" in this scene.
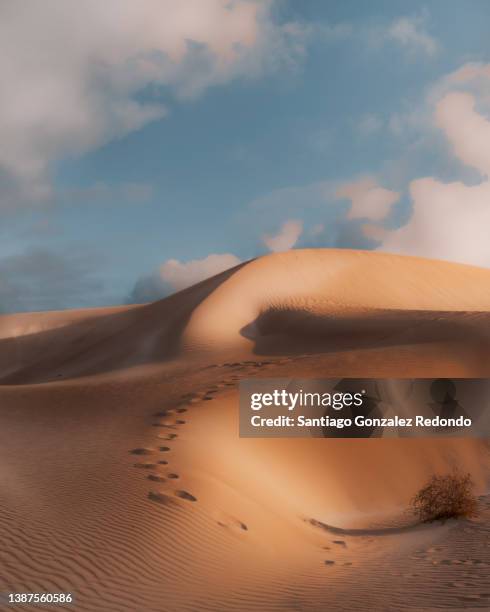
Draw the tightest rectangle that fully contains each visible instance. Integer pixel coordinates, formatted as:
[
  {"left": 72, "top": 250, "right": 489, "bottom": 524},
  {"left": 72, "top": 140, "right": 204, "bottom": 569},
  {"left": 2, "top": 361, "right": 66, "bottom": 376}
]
[
  {"left": 240, "top": 307, "right": 490, "bottom": 356},
  {"left": 0, "top": 261, "right": 249, "bottom": 385}
]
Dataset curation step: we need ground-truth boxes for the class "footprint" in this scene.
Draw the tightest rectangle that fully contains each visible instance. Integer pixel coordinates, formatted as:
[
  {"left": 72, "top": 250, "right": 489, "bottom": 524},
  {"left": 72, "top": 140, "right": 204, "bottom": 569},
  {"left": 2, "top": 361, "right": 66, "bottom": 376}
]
[
  {"left": 133, "top": 463, "right": 157, "bottom": 469},
  {"left": 222, "top": 521, "right": 247, "bottom": 531},
  {"left": 216, "top": 514, "right": 248, "bottom": 532},
  {"left": 130, "top": 448, "right": 154, "bottom": 455},
  {"left": 158, "top": 433, "right": 178, "bottom": 440},
  {"left": 332, "top": 540, "right": 347, "bottom": 548},
  {"left": 175, "top": 419, "right": 186, "bottom": 425},
  {"left": 148, "top": 491, "right": 175, "bottom": 506},
  {"left": 324, "top": 560, "right": 335, "bottom": 566},
  {"left": 167, "top": 473, "right": 179, "bottom": 479},
  {"left": 159, "top": 446, "right": 171, "bottom": 452},
  {"left": 176, "top": 408, "right": 187, "bottom": 413},
  {"left": 152, "top": 421, "right": 176, "bottom": 428},
  {"left": 148, "top": 474, "right": 166, "bottom": 483},
  {"left": 175, "top": 490, "right": 197, "bottom": 502},
  {"left": 157, "top": 460, "right": 169, "bottom": 465}
]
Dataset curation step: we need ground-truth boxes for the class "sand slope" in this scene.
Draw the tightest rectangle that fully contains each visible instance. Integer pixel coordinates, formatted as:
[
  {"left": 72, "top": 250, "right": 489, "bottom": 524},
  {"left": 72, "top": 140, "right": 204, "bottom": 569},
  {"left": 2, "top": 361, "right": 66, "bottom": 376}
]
[
  {"left": 184, "top": 249, "right": 490, "bottom": 352},
  {"left": 3, "top": 250, "right": 490, "bottom": 383},
  {"left": 1, "top": 249, "right": 490, "bottom": 611},
  {"left": 0, "top": 262, "right": 245, "bottom": 384}
]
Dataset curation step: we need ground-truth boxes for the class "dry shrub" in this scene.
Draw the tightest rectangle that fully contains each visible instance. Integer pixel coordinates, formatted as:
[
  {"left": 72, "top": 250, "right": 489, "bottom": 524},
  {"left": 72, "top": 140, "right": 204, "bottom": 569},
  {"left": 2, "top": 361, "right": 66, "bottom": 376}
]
[{"left": 411, "top": 472, "right": 478, "bottom": 522}]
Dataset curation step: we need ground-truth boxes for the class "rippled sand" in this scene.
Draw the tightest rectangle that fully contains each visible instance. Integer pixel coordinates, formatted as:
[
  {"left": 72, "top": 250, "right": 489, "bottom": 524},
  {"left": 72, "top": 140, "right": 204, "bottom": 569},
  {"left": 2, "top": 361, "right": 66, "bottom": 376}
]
[{"left": 1, "top": 249, "right": 489, "bottom": 611}]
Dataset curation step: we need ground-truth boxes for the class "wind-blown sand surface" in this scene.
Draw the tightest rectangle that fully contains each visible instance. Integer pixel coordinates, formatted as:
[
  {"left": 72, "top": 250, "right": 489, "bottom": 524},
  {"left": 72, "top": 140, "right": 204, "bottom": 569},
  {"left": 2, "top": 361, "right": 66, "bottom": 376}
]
[{"left": 1, "top": 249, "right": 489, "bottom": 611}]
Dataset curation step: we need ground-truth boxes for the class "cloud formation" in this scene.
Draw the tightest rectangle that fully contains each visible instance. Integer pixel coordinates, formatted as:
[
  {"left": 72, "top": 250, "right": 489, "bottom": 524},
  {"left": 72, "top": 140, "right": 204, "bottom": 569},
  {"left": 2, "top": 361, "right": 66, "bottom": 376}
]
[
  {"left": 159, "top": 254, "right": 242, "bottom": 291},
  {"left": 130, "top": 253, "right": 241, "bottom": 303},
  {"left": 378, "top": 63, "right": 490, "bottom": 267},
  {"left": 246, "top": 176, "right": 397, "bottom": 252},
  {"left": 435, "top": 92, "right": 490, "bottom": 178},
  {"left": 336, "top": 177, "right": 400, "bottom": 221},
  {"left": 0, "top": 0, "right": 303, "bottom": 208},
  {"left": 387, "top": 13, "right": 438, "bottom": 57},
  {"left": 381, "top": 177, "right": 490, "bottom": 267},
  {"left": 246, "top": 62, "right": 490, "bottom": 268},
  {"left": 263, "top": 220, "right": 303, "bottom": 252}
]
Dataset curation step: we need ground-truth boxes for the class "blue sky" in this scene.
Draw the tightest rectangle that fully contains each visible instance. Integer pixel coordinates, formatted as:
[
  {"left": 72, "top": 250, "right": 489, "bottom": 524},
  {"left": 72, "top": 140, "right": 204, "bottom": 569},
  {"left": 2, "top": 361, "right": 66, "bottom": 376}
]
[{"left": 1, "top": 0, "right": 490, "bottom": 312}]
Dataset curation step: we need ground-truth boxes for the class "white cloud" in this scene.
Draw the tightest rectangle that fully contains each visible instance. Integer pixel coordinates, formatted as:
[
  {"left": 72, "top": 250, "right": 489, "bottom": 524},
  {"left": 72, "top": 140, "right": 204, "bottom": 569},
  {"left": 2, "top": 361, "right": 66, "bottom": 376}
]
[
  {"left": 431, "top": 62, "right": 490, "bottom": 97},
  {"left": 387, "top": 13, "right": 438, "bottom": 57},
  {"left": 377, "top": 63, "right": 490, "bottom": 268},
  {"left": 0, "top": 0, "right": 304, "bottom": 207},
  {"left": 263, "top": 220, "right": 303, "bottom": 252},
  {"left": 159, "top": 253, "right": 241, "bottom": 291},
  {"left": 336, "top": 177, "right": 400, "bottom": 221},
  {"left": 387, "top": 61, "right": 490, "bottom": 144},
  {"left": 130, "top": 252, "right": 241, "bottom": 303},
  {"left": 247, "top": 61, "right": 490, "bottom": 268},
  {"left": 380, "top": 177, "right": 490, "bottom": 267},
  {"left": 435, "top": 92, "right": 490, "bottom": 178}
]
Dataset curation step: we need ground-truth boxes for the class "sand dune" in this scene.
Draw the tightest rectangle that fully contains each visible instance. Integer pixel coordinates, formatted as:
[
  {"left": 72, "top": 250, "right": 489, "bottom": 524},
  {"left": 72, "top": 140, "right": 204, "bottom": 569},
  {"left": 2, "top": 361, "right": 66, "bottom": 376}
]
[
  {"left": 184, "top": 249, "right": 490, "bottom": 352},
  {"left": 2, "top": 250, "right": 490, "bottom": 383},
  {"left": 1, "top": 249, "right": 489, "bottom": 611},
  {"left": 0, "top": 262, "right": 245, "bottom": 384}
]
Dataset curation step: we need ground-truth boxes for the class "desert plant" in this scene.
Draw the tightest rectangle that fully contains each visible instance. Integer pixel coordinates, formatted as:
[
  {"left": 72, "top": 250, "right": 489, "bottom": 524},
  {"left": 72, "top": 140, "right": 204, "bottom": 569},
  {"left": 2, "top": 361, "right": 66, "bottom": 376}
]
[{"left": 411, "top": 472, "right": 478, "bottom": 522}]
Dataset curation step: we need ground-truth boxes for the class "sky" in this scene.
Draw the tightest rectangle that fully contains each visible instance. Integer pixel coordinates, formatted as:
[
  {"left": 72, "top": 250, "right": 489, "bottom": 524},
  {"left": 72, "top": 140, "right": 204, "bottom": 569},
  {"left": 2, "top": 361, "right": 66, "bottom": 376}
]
[{"left": 1, "top": 0, "right": 490, "bottom": 313}]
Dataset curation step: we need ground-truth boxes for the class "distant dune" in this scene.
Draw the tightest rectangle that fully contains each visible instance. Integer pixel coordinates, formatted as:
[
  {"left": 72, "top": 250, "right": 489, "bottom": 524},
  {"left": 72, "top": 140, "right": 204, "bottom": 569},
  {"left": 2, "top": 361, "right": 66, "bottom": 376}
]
[
  {"left": 3, "top": 249, "right": 490, "bottom": 384},
  {"left": 1, "top": 249, "right": 489, "bottom": 610}
]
